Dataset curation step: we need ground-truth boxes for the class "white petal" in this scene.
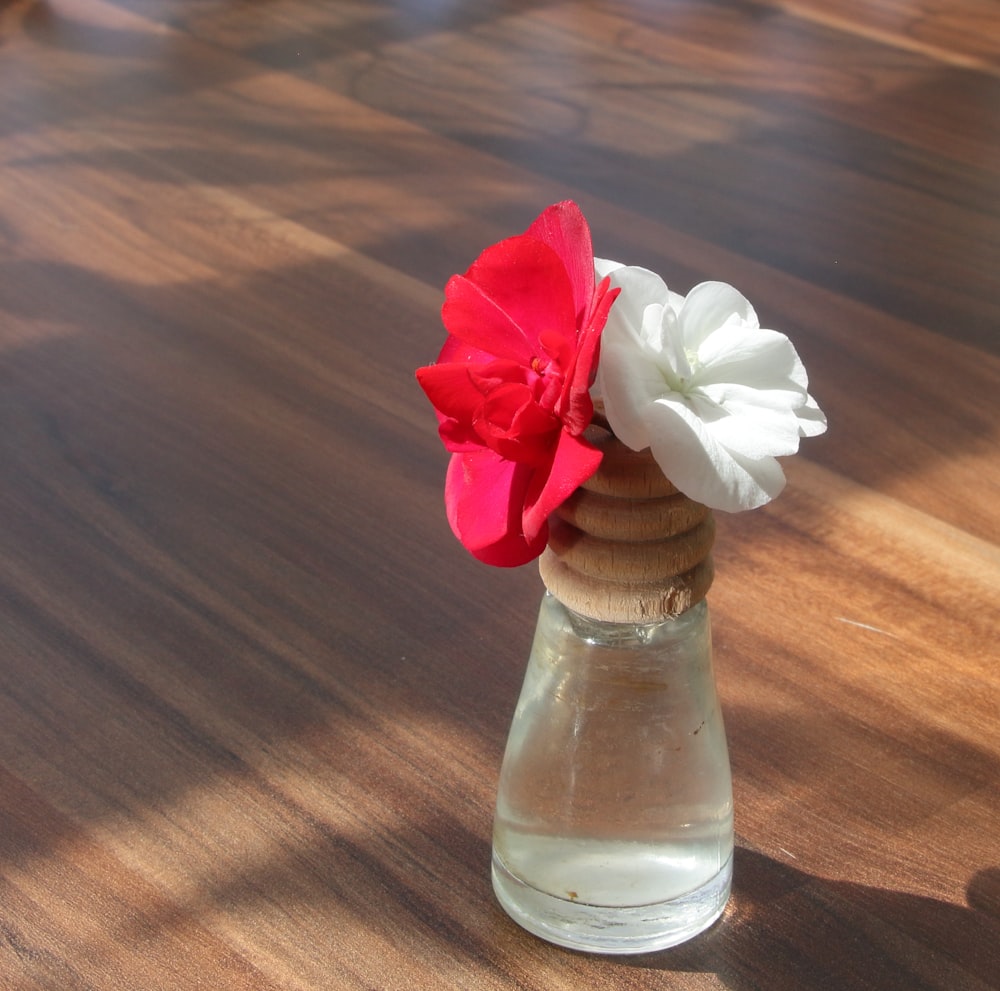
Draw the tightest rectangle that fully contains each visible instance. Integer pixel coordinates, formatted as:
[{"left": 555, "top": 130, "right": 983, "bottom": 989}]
[
  {"left": 594, "top": 257, "right": 624, "bottom": 281},
  {"left": 598, "top": 263, "right": 675, "bottom": 343},
  {"left": 653, "top": 303, "right": 691, "bottom": 380},
  {"left": 796, "top": 393, "right": 828, "bottom": 437},
  {"left": 684, "top": 389, "right": 801, "bottom": 459},
  {"left": 699, "top": 380, "right": 807, "bottom": 414},
  {"left": 696, "top": 325, "right": 805, "bottom": 390},
  {"left": 596, "top": 319, "right": 667, "bottom": 452},
  {"left": 703, "top": 401, "right": 803, "bottom": 459},
  {"left": 678, "top": 282, "right": 758, "bottom": 351},
  {"left": 719, "top": 450, "right": 787, "bottom": 509},
  {"left": 640, "top": 302, "right": 671, "bottom": 358},
  {"left": 642, "top": 399, "right": 786, "bottom": 512}
]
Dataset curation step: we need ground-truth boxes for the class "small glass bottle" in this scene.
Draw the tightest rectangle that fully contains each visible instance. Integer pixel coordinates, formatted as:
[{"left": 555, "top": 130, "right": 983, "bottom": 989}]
[{"left": 491, "top": 430, "right": 733, "bottom": 954}]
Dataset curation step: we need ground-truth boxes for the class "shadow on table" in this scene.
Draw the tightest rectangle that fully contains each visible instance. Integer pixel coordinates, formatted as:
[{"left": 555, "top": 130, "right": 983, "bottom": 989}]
[{"left": 624, "top": 846, "right": 1000, "bottom": 991}]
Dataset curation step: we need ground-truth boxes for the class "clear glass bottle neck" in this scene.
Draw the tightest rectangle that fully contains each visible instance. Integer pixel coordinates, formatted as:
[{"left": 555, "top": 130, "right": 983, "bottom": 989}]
[{"left": 550, "top": 592, "right": 708, "bottom": 649}]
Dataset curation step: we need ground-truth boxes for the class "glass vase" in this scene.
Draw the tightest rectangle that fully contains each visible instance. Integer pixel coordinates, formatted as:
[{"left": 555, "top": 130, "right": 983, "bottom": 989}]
[{"left": 491, "top": 428, "right": 733, "bottom": 954}]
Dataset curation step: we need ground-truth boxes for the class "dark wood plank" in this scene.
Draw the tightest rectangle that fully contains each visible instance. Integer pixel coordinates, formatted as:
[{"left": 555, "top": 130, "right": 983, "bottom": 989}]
[{"left": 761, "top": 0, "right": 1000, "bottom": 69}]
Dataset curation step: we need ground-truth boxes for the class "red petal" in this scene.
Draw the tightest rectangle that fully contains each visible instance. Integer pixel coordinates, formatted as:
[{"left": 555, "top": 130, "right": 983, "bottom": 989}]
[
  {"left": 445, "top": 450, "right": 547, "bottom": 567},
  {"left": 524, "top": 201, "right": 596, "bottom": 330},
  {"left": 476, "top": 383, "right": 559, "bottom": 466},
  {"left": 437, "top": 333, "right": 494, "bottom": 367},
  {"left": 558, "top": 277, "right": 620, "bottom": 432},
  {"left": 521, "top": 429, "right": 602, "bottom": 542},
  {"left": 416, "top": 362, "right": 484, "bottom": 422},
  {"left": 436, "top": 419, "right": 482, "bottom": 453},
  {"left": 442, "top": 235, "right": 577, "bottom": 361}
]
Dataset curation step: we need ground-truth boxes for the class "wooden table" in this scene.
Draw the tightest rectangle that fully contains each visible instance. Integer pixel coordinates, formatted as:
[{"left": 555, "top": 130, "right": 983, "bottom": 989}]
[{"left": 1, "top": 1, "right": 998, "bottom": 987}]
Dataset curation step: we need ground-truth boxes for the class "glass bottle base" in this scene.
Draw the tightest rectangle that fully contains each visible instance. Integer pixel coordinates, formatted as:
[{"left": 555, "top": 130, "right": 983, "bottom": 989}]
[{"left": 491, "top": 845, "right": 732, "bottom": 955}]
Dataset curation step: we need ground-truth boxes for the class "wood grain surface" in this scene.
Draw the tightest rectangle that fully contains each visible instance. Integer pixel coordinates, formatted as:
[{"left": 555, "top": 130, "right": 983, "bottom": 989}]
[{"left": 1, "top": 1, "right": 998, "bottom": 988}]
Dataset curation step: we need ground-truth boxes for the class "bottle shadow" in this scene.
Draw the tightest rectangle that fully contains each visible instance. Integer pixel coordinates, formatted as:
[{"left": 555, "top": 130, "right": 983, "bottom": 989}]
[{"left": 626, "top": 847, "right": 1000, "bottom": 991}]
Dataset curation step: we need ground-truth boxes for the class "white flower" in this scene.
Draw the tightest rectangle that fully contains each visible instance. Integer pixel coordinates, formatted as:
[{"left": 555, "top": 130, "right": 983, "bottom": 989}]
[{"left": 593, "top": 260, "right": 826, "bottom": 512}]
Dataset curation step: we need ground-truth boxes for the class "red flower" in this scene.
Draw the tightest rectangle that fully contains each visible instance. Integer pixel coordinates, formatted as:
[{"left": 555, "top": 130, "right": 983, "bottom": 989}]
[{"left": 416, "top": 201, "right": 619, "bottom": 566}]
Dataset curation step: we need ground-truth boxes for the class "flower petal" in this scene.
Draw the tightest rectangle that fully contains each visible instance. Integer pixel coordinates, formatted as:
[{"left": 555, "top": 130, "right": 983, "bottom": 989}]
[
  {"left": 444, "top": 450, "right": 547, "bottom": 566},
  {"left": 679, "top": 282, "right": 758, "bottom": 352},
  {"left": 521, "top": 429, "right": 603, "bottom": 542},
  {"left": 415, "top": 362, "right": 484, "bottom": 452},
  {"left": 696, "top": 325, "right": 807, "bottom": 391},
  {"left": 416, "top": 362, "right": 483, "bottom": 423},
  {"left": 595, "top": 315, "right": 670, "bottom": 452},
  {"left": 476, "top": 383, "right": 559, "bottom": 466},
  {"left": 557, "top": 276, "right": 619, "bottom": 433},
  {"left": 442, "top": 235, "right": 577, "bottom": 363},
  {"left": 595, "top": 261, "right": 674, "bottom": 344},
  {"left": 699, "top": 398, "right": 803, "bottom": 459},
  {"left": 436, "top": 333, "right": 495, "bottom": 367},
  {"left": 594, "top": 257, "right": 623, "bottom": 279},
  {"left": 643, "top": 398, "right": 787, "bottom": 511},
  {"left": 526, "top": 201, "right": 596, "bottom": 327},
  {"left": 796, "top": 393, "right": 828, "bottom": 437}
]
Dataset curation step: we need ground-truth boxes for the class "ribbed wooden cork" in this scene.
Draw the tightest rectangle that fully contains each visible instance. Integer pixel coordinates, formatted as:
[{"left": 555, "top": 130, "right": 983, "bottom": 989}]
[{"left": 538, "top": 427, "right": 714, "bottom": 623}]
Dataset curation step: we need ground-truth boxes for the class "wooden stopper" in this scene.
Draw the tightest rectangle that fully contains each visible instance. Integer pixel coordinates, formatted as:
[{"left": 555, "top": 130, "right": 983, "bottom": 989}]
[{"left": 539, "top": 427, "right": 714, "bottom": 623}]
